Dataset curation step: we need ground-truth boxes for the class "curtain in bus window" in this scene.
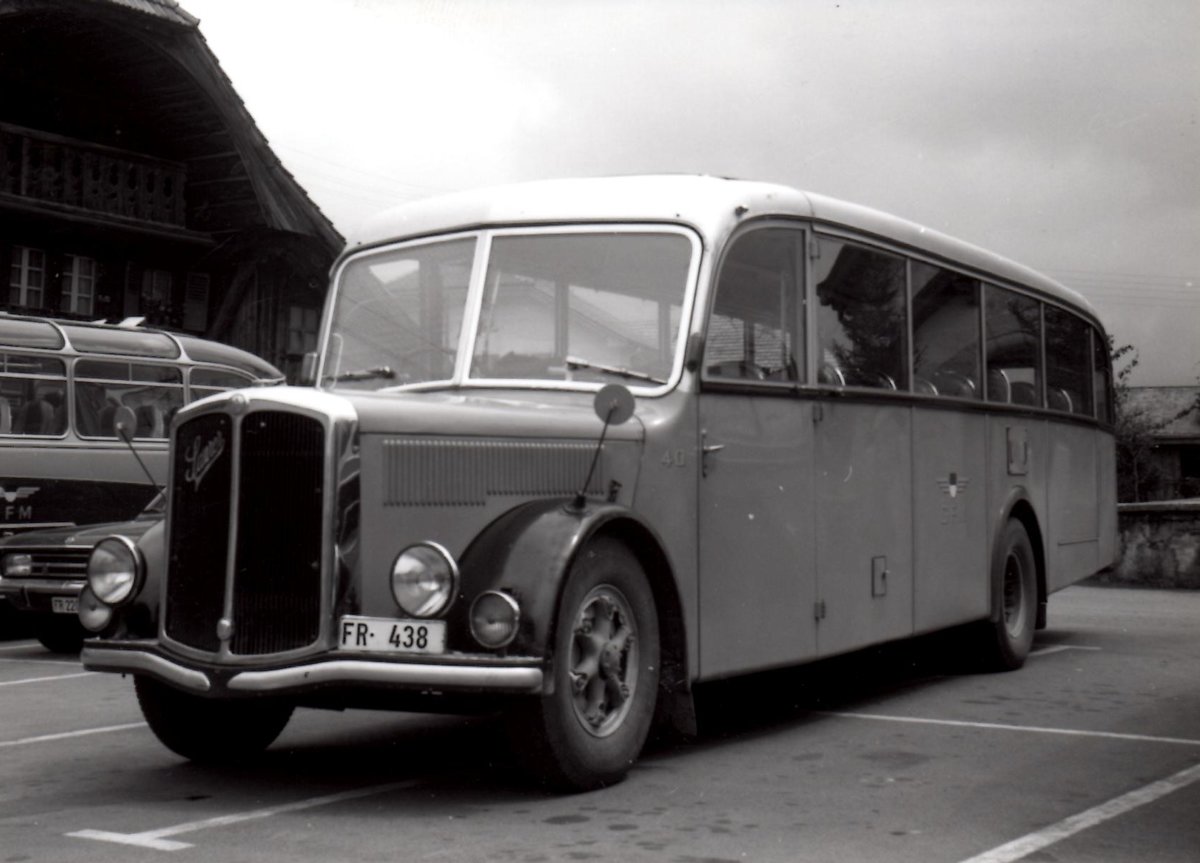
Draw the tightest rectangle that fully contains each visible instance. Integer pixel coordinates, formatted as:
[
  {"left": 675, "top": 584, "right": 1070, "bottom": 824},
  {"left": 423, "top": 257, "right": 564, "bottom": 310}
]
[
  {"left": 815, "top": 238, "right": 906, "bottom": 389},
  {"left": 703, "top": 229, "right": 803, "bottom": 383},
  {"left": 985, "top": 285, "right": 1041, "bottom": 405},
  {"left": 1045, "top": 307, "right": 1094, "bottom": 416},
  {"left": 911, "top": 263, "right": 981, "bottom": 399}
]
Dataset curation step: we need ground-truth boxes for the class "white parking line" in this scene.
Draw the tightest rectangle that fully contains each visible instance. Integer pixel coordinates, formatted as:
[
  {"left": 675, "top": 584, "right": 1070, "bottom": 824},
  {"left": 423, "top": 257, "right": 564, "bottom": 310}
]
[
  {"left": 0, "top": 656, "right": 86, "bottom": 666},
  {"left": 0, "top": 671, "right": 95, "bottom": 688},
  {"left": 69, "top": 780, "right": 420, "bottom": 851},
  {"left": 0, "top": 641, "right": 39, "bottom": 651},
  {"left": 0, "top": 722, "right": 146, "bottom": 749},
  {"left": 823, "top": 711, "right": 1200, "bottom": 747},
  {"left": 957, "top": 760, "right": 1200, "bottom": 863}
]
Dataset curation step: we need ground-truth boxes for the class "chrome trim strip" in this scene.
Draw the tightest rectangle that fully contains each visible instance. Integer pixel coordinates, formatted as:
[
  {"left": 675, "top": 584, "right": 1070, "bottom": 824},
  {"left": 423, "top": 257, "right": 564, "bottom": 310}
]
[
  {"left": 0, "top": 578, "right": 84, "bottom": 595},
  {"left": 228, "top": 659, "right": 543, "bottom": 693},
  {"left": 81, "top": 646, "right": 212, "bottom": 692}
]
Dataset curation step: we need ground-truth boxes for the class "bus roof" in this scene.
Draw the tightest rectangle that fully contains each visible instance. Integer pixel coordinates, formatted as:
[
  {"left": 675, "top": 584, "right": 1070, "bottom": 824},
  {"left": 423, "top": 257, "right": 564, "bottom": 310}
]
[
  {"left": 348, "top": 174, "right": 1097, "bottom": 320},
  {"left": 0, "top": 313, "right": 284, "bottom": 380}
]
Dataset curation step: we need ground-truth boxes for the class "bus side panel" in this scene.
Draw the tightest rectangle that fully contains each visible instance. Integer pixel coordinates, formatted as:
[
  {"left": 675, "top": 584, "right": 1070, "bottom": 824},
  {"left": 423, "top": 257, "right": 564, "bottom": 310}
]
[
  {"left": 987, "top": 415, "right": 1048, "bottom": 580},
  {"left": 1097, "top": 432, "right": 1118, "bottom": 569},
  {"left": 814, "top": 401, "right": 913, "bottom": 658},
  {"left": 0, "top": 444, "right": 164, "bottom": 534},
  {"left": 1045, "top": 421, "right": 1100, "bottom": 591},
  {"left": 911, "top": 408, "right": 989, "bottom": 634}
]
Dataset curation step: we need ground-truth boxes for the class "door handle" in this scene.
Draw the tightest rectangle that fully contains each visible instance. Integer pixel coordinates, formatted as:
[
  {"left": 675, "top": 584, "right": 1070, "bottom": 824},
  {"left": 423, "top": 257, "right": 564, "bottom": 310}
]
[{"left": 700, "top": 430, "right": 724, "bottom": 478}]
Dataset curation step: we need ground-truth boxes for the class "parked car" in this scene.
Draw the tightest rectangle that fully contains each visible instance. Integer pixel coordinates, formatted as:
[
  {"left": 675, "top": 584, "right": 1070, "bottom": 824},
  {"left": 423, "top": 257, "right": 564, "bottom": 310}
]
[{"left": 0, "top": 492, "right": 163, "bottom": 652}]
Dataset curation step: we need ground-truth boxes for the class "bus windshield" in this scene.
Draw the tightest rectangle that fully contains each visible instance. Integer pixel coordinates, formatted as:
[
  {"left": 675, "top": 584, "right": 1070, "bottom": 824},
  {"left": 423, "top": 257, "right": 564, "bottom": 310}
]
[{"left": 322, "top": 230, "right": 695, "bottom": 391}]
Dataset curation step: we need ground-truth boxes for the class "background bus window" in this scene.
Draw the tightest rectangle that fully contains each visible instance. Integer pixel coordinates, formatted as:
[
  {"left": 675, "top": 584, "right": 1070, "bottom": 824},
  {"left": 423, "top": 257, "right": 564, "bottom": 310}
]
[
  {"left": 74, "top": 359, "right": 183, "bottom": 439},
  {"left": 1045, "top": 306, "right": 1094, "bottom": 416},
  {"left": 0, "top": 354, "right": 66, "bottom": 436},
  {"left": 190, "top": 367, "right": 254, "bottom": 402},
  {"left": 703, "top": 228, "right": 803, "bottom": 383},
  {"left": 911, "top": 263, "right": 981, "bottom": 399},
  {"left": 985, "top": 285, "right": 1042, "bottom": 405},
  {"left": 1092, "top": 325, "right": 1114, "bottom": 424},
  {"left": 815, "top": 238, "right": 906, "bottom": 389}
]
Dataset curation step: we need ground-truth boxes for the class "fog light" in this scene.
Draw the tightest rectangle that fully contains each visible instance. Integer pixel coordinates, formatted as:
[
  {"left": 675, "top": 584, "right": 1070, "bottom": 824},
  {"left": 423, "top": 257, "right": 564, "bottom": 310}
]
[
  {"left": 78, "top": 586, "right": 113, "bottom": 632},
  {"left": 470, "top": 591, "right": 520, "bottom": 649},
  {"left": 87, "top": 536, "right": 144, "bottom": 607},
  {"left": 2, "top": 553, "right": 32, "bottom": 577},
  {"left": 390, "top": 542, "right": 458, "bottom": 618}
]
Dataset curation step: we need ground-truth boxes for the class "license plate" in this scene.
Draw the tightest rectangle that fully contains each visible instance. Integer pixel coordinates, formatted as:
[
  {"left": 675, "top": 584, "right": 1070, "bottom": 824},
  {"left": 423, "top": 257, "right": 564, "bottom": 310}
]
[
  {"left": 51, "top": 596, "right": 78, "bottom": 614},
  {"left": 338, "top": 616, "right": 446, "bottom": 655}
]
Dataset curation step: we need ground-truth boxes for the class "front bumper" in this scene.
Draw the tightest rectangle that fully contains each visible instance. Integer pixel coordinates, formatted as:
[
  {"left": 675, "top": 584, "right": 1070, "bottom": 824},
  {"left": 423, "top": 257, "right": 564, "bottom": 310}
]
[
  {"left": 81, "top": 642, "right": 545, "bottom": 697},
  {"left": 0, "top": 578, "right": 83, "bottom": 612}
]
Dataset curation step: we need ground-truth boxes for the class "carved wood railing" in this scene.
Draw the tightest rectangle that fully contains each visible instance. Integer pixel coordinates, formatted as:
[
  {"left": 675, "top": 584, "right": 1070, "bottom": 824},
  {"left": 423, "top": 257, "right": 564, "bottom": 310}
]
[{"left": 0, "top": 122, "right": 186, "bottom": 227}]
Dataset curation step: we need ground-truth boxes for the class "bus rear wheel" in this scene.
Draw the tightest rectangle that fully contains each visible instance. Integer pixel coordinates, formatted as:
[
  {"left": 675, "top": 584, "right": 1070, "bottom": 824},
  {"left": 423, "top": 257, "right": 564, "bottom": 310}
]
[
  {"left": 511, "top": 537, "right": 660, "bottom": 792},
  {"left": 134, "top": 676, "right": 294, "bottom": 764},
  {"left": 976, "top": 519, "right": 1038, "bottom": 671}
]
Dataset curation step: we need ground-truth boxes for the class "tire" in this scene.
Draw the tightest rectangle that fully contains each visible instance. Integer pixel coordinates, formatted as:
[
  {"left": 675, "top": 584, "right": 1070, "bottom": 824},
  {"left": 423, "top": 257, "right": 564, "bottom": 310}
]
[
  {"left": 135, "top": 676, "right": 294, "bottom": 764},
  {"left": 976, "top": 519, "right": 1038, "bottom": 671},
  {"left": 512, "top": 537, "right": 660, "bottom": 792},
  {"left": 34, "top": 615, "right": 84, "bottom": 654}
]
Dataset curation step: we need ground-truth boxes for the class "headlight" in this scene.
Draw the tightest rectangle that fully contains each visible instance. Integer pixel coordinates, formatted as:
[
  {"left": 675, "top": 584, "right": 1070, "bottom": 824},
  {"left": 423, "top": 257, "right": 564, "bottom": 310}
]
[
  {"left": 78, "top": 586, "right": 113, "bottom": 632},
  {"left": 87, "top": 536, "right": 144, "bottom": 607},
  {"left": 470, "top": 590, "right": 520, "bottom": 649},
  {"left": 2, "top": 553, "right": 32, "bottom": 577},
  {"left": 390, "top": 542, "right": 458, "bottom": 618}
]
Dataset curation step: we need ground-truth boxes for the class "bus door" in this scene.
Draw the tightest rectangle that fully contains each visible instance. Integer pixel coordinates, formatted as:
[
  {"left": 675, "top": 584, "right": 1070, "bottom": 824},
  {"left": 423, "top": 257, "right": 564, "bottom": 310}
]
[
  {"left": 811, "top": 236, "right": 914, "bottom": 656},
  {"left": 696, "top": 227, "right": 817, "bottom": 678}
]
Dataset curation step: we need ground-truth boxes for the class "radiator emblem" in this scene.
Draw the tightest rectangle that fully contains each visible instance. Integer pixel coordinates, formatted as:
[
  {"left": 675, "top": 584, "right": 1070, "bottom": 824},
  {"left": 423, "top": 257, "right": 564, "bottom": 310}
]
[{"left": 184, "top": 430, "right": 226, "bottom": 491}]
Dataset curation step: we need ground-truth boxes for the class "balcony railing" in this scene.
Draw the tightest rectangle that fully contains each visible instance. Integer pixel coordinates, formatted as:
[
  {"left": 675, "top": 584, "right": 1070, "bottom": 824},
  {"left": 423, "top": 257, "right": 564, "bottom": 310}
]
[{"left": 0, "top": 122, "right": 186, "bottom": 228}]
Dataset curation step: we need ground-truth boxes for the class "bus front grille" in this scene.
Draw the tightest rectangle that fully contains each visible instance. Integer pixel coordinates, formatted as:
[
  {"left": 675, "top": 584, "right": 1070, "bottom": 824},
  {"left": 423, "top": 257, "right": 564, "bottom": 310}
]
[{"left": 165, "top": 410, "right": 325, "bottom": 656}]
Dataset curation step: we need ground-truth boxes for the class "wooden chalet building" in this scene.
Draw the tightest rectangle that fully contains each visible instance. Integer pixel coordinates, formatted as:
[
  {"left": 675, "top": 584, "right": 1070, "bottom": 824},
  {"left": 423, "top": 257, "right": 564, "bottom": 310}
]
[{"left": 0, "top": 0, "right": 342, "bottom": 380}]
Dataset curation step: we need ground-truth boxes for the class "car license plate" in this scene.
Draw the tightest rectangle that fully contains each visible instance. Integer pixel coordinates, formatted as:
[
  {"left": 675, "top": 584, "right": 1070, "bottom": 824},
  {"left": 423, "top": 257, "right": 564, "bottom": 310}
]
[
  {"left": 338, "top": 616, "right": 446, "bottom": 655},
  {"left": 51, "top": 596, "right": 78, "bottom": 614}
]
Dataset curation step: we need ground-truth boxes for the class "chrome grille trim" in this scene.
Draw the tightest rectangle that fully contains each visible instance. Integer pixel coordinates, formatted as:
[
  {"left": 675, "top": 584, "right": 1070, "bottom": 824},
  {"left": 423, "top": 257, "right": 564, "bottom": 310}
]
[{"left": 382, "top": 438, "right": 604, "bottom": 506}]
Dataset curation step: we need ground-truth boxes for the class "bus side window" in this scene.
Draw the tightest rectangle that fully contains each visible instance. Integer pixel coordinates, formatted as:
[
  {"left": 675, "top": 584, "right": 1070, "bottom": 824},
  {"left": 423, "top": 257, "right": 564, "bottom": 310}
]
[
  {"left": 814, "top": 237, "right": 907, "bottom": 390},
  {"left": 985, "top": 285, "right": 1042, "bottom": 406},
  {"left": 702, "top": 228, "right": 804, "bottom": 384},
  {"left": 912, "top": 262, "right": 981, "bottom": 399},
  {"left": 1, "top": 354, "right": 67, "bottom": 436},
  {"left": 1045, "top": 306, "right": 1094, "bottom": 416}
]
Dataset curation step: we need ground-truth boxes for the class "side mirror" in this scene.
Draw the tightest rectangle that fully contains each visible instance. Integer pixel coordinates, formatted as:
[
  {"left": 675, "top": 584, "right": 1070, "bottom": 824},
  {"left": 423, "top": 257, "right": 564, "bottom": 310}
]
[
  {"left": 112, "top": 405, "right": 138, "bottom": 442},
  {"left": 593, "top": 384, "right": 634, "bottom": 426}
]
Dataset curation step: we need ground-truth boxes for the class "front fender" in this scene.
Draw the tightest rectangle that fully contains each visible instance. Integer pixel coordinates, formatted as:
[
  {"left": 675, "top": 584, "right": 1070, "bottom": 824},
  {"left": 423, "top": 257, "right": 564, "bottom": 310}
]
[
  {"left": 99, "top": 519, "right": 165, "bottom": 640},
  {"left": 454, "top": 499, "right": 648, "bottom": 656}
]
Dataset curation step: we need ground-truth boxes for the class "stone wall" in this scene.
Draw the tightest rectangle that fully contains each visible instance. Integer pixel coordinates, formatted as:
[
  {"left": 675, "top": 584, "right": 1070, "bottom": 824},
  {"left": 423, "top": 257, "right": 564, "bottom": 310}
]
[{"left": 1093, "top": 500, "right": 1200, "bottom": 589}]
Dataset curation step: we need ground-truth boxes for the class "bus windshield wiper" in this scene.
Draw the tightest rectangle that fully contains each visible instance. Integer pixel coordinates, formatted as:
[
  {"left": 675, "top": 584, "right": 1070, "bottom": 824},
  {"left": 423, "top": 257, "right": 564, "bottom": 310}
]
[
  {"left": 327, "top": 365, "right": 397, "bottom": 383},
  {"left": 565, "top": 356, "right": 665, "bottom": 385}
]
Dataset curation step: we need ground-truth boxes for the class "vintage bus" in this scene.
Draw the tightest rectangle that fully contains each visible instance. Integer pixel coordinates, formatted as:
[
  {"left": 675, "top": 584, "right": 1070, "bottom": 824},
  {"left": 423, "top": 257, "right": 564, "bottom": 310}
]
[
  {"left": 0, "top": 314, "right": 283, "bottom": 647},
  {"left": 78, "top": 176, "right": 1116, "bottom": 791}
]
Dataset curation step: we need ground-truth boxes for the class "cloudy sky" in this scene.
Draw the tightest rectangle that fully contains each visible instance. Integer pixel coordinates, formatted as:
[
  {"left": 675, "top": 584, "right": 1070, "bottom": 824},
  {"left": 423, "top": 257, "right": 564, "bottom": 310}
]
[{"left": 181, "top": 0, "right": 1199, "bottom": 386}]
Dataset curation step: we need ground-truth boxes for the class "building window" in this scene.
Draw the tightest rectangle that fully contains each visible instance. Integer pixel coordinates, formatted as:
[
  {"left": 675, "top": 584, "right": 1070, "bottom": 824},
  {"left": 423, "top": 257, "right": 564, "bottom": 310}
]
[
  {"left": 61, "top": 254, "right": 96, "bottom": 316},
  {"left": 287, "top": 305, "right": 320, "bottom": 355},
  {"left": 9, "top": 245, "right": 45, "bottom": 307}
]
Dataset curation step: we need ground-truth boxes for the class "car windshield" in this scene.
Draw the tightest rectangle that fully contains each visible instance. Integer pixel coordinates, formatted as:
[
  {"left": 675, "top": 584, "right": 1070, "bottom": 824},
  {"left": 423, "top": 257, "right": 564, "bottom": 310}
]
[{"left": 321, "top": 229, "right": 695, "bottom": 391}]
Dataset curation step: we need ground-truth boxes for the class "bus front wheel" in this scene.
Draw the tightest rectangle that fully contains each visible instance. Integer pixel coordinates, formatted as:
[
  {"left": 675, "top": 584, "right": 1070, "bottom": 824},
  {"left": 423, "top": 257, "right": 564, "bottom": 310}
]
[
  {"left": 511, "top": 537, "right": 660, "bottom": 792},
  {"left": 134, "top": 676, "right": 294, "bottom": 763},
  {"left": 977, "top": 519, "right": 1038, "bottom": 671}
]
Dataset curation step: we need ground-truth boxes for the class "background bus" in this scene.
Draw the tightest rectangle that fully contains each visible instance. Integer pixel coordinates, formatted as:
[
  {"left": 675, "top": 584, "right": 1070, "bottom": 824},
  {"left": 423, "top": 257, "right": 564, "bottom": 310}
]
[{"left": 0, "top": 313, "right": 283, "bottom": 536}]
